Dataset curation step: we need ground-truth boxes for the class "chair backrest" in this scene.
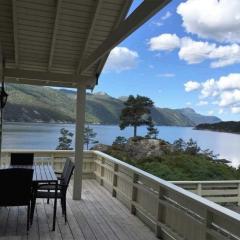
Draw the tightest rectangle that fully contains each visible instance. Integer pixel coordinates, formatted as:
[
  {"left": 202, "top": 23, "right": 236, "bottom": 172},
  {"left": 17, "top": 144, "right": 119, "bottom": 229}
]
[
  {"left": 0, "top": 168, "right": 33, "bottom": 207},
  {"left": 10, "top": 153, "right": 34, "bottom": 165},
  {"left": 61, "top": 158, "right": 71, "bottom": 179},
  {"left": 62, "top": 160, "right": 74, "bottom": 189}
]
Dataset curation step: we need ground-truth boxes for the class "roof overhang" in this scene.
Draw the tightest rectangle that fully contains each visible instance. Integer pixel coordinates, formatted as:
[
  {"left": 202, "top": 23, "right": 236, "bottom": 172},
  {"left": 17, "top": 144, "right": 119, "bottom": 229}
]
[{"left": 0, "top": 0, "right": 171, "bottom": 88}]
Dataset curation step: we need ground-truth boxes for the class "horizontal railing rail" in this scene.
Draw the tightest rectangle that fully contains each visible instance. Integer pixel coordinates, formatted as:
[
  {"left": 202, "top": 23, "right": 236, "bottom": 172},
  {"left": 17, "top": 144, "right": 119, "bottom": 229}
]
[
  {"left": 1, "top": 149, "right": 240, "bottom": 239},
  {"left": 172, "top": 180, "right": 240, "bottom": 206}
]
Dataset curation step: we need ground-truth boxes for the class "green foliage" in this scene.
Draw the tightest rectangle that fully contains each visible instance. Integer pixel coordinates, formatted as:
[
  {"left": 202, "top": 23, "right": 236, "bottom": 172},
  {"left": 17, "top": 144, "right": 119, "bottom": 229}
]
[
  {"left": 113, "top": 136, "right": 127, "bottom": 145},
  {"left": 145, "top": 118, "right": 159, "bottom": 139},
  {"left": 84, "top": 126, "right": 99, "bottom": 150},
  {"left": 173, "top": 138, "right": 218, "bottom": 158},
  {"left": 56, "top": 128, "right": 73, "bottom": 150},
  {"left": 105, "top": 138, "right": 240, "bottom": 181},
  {"left": 195, "top": 121, "right": 240, "bottom": 134},
  {"left": 119, "top": 95, "right": 154, "bottom": 137}
]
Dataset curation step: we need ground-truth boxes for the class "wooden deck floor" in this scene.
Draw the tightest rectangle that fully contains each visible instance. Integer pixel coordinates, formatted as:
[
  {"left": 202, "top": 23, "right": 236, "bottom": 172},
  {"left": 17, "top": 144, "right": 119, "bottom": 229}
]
[{"left": 0, "top": 180, "right": 158, "bottom": 240}]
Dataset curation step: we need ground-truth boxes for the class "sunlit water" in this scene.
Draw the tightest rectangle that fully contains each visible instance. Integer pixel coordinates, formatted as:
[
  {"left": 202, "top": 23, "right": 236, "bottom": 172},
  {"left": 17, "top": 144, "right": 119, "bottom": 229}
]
[{"left": 2, "top": 122, "right": 240, "bottom": 168}]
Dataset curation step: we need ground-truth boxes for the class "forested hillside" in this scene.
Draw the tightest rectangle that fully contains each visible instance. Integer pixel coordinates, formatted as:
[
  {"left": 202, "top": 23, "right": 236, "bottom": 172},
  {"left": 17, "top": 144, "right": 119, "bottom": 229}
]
[{"left": 4, "top": 84, "right": 221, "bottom": 126}]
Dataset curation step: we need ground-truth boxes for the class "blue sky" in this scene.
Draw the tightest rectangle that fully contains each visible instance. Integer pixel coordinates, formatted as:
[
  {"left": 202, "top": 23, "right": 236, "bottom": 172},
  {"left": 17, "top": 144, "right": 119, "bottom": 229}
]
[{"left": 93, "top": 0, "right": 240, "bottom": 121}]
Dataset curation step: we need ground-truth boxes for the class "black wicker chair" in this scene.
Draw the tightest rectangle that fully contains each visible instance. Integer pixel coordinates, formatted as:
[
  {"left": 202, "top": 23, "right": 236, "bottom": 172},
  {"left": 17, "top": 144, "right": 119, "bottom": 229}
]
[
  {"left": 31, "top": 160, "right": 74, "bottom": 223},
  {"left": 0, "top": 168, "right": 33, "bottom": 231},
  {"left": 10, "top": 153, "right": 34, "bottom": 165},
  {"left": 46, "top": 158, "right": 71, "bottom": 204}
]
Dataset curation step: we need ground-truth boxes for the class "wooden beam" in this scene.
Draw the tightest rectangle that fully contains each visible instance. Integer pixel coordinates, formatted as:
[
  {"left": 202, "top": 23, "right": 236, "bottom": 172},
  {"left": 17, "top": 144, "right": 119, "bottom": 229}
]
[
  {"left": 77, "top": 0, "right": 103, "bottom": 74},
  {"left": 95, "top": 0, "right": 133, "bottom": 78},
  {"left": 3, "top": 68, "right": 96, "bottom": 87},
  {"left": 12, "top": 0, "right": 19, "bottom": 67},
  {"left": 79, "top": 0, "right": 171, "bottom": 74},
  {"left": 0, "top": 43, "right": 3, "bottom": 81},
  {"left": 48, "top": 0, "right": 62, "bottom": 71}
]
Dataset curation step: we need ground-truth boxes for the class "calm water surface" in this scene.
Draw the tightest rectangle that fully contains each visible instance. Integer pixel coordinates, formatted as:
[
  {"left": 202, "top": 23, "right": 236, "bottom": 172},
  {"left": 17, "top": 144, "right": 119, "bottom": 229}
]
[{"left": 2, "top": 122, "right": 240, "bottom": 167}]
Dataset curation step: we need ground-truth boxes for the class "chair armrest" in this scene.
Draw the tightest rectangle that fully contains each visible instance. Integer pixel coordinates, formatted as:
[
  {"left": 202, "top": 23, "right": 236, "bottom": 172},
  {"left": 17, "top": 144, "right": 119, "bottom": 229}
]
[
  {"left": 54, "top": 171, "right": 62, "bottom": 175},
  {"left": 37, "top": 183, "right": 65, "bottom": 190},
  {"left": 37, "top": 183, "right": 57, "bottom": 188}
]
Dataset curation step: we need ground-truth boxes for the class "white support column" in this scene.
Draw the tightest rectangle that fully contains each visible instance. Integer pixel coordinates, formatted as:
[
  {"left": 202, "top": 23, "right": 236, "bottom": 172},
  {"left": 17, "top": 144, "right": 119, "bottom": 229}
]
[{"left": 73, "top": 86, "right": 86, "bottom": 200}]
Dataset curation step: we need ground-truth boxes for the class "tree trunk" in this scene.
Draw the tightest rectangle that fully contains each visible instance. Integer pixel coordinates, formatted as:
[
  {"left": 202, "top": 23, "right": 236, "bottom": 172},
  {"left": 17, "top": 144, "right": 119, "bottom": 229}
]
[{"left": 133, "top": 126, "right": 137, "bottom": 137}]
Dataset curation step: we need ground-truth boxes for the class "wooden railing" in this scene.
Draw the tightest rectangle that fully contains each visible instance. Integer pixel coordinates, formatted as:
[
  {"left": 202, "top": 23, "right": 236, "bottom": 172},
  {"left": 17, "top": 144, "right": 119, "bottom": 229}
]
[
  {"left": 92, "top": 151, "right": 240, "bottom": 240},
  {"left": 172, "top": 180, "right": 240, "bottom": 206},
  {"left": 1, "top": 149, "right": 240, "bottom": 239}
]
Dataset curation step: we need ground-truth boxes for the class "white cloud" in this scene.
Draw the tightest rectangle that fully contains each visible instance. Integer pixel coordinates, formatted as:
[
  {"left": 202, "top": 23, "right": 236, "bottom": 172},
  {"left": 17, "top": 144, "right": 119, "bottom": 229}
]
[
  {"left": 148, "top": 34, "right": 180, "bottom": 51},
  {"left": 149, "top": 34, "right": 240, "bottom": 68},
  {"left": 209, "top": 44, "right": 240, "bottom": 68},
  {"left": 208, "top": 110, "right": 214, "bottom": 116},
  {"left": 219, "top": 90, "right": 240, "bottom": 107},
  {"left": 177, "top": 0, "right": 240, "bottom": 43},
  {"left": 201, "top": 79, "right": 218, "bottom": 98},
  {"left": 105, "top": 47, "right": 138, "bottom": 72},
  {"left": 162, "top": 11, "right": 172, "bottom": 20},
  {"left": 231, "top": 107, "right": 240, "bottom": 114},
  {"left": 197, "top": 101, "right": 208, "bottom": 106},
  {"left": 151, "top": 11, "right": 172, "bottom": 27},
  {"left": 184, "top": 81, "right": 201, "bottom": 92},
  {"left": 157, "top": 73, "right": 175, "bottom": 78},
  {"left": 184, "top": 73, "right": 240, "bottom": 114},
  {"left": 217, "top": 73, "right": 240, "bottom": 90},
  {"left": 179, "top": 37, "right": 215, "bottom": 64},
  {"left": 186, "top": 102, "right": 192, "bottom": 106},
  {"left": 218, "top": 109, "right": 224, "bottom": 114}
]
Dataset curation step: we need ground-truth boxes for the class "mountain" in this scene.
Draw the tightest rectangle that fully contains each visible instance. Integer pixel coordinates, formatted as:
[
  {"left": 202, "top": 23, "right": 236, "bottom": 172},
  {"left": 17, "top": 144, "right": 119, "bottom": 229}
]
[
  {"left": 177, "top": 108, "right": 221, "bottom": 125},
  {"left": 3, "top": 84, "right": 221, "bottom": 126}
]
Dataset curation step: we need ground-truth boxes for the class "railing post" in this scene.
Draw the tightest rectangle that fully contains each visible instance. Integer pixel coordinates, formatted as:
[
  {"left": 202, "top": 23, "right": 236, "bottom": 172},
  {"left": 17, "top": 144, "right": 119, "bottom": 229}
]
[
  {"left": 204, "top": 210, "right": 213, "bottom": 240},
  {"left": 197, "top": 183, "right": 202, "bottom": 196},
  {"left": 100, "top": 157, "right": 105, "bottom": 186},
  {"left": 112, "top": 163, "right": 118, "bottom": 197},
  {"left": 238, "top": 182, "right": 240, "bottom": 206},
  {"left": 131, "top": 173, "right": 138, "bottom": 215},
  {"left": 156, "top": 186, "right": 166, "bottom": 238},
  {"left": 51, "top": 153, "right": 55, "bottom": 168}
]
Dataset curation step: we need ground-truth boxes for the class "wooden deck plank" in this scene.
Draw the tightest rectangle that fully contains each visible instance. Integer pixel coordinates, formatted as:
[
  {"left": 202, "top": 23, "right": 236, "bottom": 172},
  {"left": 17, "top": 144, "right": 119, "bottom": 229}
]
[
  {"left": 86, "top": 180, "right": 158, "bottom": 240},
  {"left": 0, "top": 180, "right": 157, "bottom": 240},
  {"left": 67, "top": 198, "right": 97, "bottom": 240},
  {"left": 5, "top": 207, "right": 18, "bottom": 236},
  {"left": 0, "top": 207, "right": 9, "bottom": 236},
  {"left": 78, "top": 188, "right": 120, "bottom": 240},
  {"left": 64, "top": 200, "right": 86, "bottom": 240},
  {"left": 43, "top": 199, "right": 63, "bottom": 240},
  {"left": 73, "top": 184, "right": 131, "bottom": 240}
]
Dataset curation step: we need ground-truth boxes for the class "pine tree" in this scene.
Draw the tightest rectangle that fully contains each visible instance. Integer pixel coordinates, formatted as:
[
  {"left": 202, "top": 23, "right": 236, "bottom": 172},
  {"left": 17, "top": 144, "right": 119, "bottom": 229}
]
[
  {"left": 84, "top": 125, "right": 99, "bottom": 150},
  {"left": 56, "top": 128, "right": 73, "bottom": 150},
  {"left": 145, "top": 119, "right": 159, "bottom": 139},
  {"left": 119, "top": 95, "right": 153, "bottom": 137}
]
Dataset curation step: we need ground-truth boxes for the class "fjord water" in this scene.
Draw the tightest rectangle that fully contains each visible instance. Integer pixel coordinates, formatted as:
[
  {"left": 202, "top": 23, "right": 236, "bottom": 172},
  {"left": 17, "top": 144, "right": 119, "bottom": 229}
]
[{"left": 2, "top": 122, "right": 240, "bottom": 167}]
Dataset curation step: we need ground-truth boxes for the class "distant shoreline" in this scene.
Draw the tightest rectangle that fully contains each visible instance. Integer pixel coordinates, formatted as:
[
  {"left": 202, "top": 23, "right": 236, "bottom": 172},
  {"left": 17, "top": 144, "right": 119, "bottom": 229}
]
[
  {"left": 3, "top": 121, "right": 195, "bottom": 128},
  {"left": 195, "top": 121, "right": 240, "bottom": 135},
  {"left": 194, "top": 128, "right": 240, "bottom": 135}
]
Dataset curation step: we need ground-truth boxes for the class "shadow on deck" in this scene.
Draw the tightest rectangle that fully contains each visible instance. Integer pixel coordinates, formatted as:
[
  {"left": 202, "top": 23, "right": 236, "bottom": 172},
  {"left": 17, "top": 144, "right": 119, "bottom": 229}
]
[{"left": 0, "top": 180, "right": 157, "bottom": 240}]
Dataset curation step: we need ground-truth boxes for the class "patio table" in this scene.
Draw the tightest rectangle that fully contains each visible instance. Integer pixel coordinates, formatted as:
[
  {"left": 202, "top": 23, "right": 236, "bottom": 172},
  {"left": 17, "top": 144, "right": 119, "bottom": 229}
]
[{"left": 2, "top": 164, "right": 58, "bottom": 231}]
